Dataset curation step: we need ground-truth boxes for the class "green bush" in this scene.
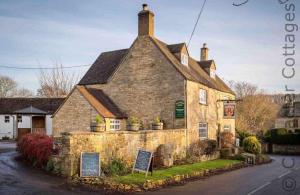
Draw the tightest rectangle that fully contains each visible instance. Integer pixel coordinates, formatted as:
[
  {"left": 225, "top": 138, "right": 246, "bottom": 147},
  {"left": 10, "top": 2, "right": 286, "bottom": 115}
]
[
  {"left": 270, "top": 133, "right": 300, "bottom": 145},
  {"left": 1, "top": 136, "right": 10, "bottom": 140},
  {"left": 236, "top": 130, "right": 252, "bottom": 145},
  {"left": 102, "top": 158, "right": 128, "bottom": 176},
  {"left": 229, "top": 154, "right": 246, "bottom": 161},
  {"left": 270, "top": 128, "right": 287, "bottom": 137},
  {"left": 242, "top": 136, "right": 261, "bottom": 154},
  {"left": 127, "top": 116, "right": 140, "bottom": 125},
  {"left": 295, "top": 129, "right": 300, "bottom": 134}
]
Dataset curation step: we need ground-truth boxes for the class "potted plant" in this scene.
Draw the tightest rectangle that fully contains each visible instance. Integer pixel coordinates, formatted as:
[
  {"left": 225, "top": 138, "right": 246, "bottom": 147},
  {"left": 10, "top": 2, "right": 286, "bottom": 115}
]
[
  {"left": 126, "top": 116, "right": 140, "bottom": 131},
  {"left": 152, "top": 116, "right": 163, "bottom": 130},
  {"left": 91, "top": 115, "right": 106, "bottom": 132}
]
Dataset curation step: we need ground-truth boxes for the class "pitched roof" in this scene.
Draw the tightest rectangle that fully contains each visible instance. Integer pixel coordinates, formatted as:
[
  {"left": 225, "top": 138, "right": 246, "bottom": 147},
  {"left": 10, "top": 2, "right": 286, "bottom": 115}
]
[
  {"left": 78, "top": 36, "right": 234, "bottom": 95},
  {"left": 198, "top": 60, "right": 214, "bottom": 69},
  {"left": 77, "top": 86, "right": 126, "bottom": 118},
  {"left": 15, "top": 106, "right": 47, "bottom": 115},
  {"left": 79, "top": 49, "right": 128, "bottom": 85},
  {"left": 0, "top": 98, "right": 64, "bottom": 115}
]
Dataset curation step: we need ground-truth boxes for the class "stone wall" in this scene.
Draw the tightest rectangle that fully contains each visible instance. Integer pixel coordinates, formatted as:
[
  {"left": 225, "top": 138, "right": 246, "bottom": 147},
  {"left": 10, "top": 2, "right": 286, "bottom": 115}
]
[
  {"left": 87, "top": 36, "right": 186, "bottom": 130},
  {"left": 53, "top": 88, "right": 99, "bottom": 136},
  {"left": 57, "top": 129, "right": 187, "bottom": 176},
  {"left": 272, "top": 144, "right": 300, "bottom": 154}
]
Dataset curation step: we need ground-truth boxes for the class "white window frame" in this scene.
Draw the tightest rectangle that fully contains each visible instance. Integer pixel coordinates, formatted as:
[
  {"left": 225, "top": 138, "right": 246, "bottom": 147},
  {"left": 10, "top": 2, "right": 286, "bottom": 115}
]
[
  {"left": 199, "top": 89, "right": 207, "bottom": 105},
  {"left": 181, "top": 54, "right": 189, "bottom": 66},
  {"left": 110, "top": 119, "right": 121, "bottom": 130},
  {"left": 199, "top": 123, "right": 208, "bottom": 139},
  {"left": 17, "top": 115, "right": 22, "bottom": 123},
  {"left": 4, "top": 116, "right": 10, "bottom": 123}
]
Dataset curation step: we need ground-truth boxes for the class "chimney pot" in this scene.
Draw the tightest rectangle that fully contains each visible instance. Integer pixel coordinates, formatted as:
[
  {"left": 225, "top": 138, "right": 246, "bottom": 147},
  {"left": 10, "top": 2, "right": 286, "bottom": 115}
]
[
  {"left": 201, "top": 43, "right": 209, "bottom": 61},
  {"left": 142, "top": 4, "right": 148, "bottom": 10}
]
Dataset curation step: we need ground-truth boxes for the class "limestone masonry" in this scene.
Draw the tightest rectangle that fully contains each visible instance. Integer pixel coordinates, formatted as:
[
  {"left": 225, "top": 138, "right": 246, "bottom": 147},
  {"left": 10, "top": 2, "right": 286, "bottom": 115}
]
[{"left": 52, "top": 4, "right": 236, "bottom": 176}]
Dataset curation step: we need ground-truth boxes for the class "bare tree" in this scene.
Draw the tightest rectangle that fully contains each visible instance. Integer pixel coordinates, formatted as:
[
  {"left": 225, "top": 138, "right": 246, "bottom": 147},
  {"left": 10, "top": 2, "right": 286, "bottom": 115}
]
[
  {"left": 0, "top": 75, "right": 33, "bottom": 97},
  {"left": 231, "top": 81, "right": 280, "bottom": 136},
  {"left": 37, "top": 64, "right": 78, "bottom": 97},
  {"left": 0, "top": 75, "right": 17, "bottom": 97}
]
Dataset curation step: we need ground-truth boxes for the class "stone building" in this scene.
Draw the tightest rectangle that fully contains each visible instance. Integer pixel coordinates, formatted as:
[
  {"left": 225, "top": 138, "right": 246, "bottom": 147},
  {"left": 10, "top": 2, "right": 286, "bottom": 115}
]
[
  {"left": 53, "top": 4, "right": 235, "bottom": 145},
  {"left": 275, "top": 94, "right": 300, "bottom": 132}
]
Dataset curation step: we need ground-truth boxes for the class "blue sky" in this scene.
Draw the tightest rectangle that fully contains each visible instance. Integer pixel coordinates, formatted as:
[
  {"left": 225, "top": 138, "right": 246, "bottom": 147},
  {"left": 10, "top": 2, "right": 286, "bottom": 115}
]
[{"left": 0, "top": 0, "right": 299, "bottom": 94}]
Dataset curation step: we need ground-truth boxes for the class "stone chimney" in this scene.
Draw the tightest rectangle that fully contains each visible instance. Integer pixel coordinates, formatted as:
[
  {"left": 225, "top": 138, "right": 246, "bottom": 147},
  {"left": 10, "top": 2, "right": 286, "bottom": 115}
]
[
  {"left": 201, "top": 43, "right": 209, "bottom": 61},
  {"left": 138, "top": 4, "right": 154, "bottom": 36}
]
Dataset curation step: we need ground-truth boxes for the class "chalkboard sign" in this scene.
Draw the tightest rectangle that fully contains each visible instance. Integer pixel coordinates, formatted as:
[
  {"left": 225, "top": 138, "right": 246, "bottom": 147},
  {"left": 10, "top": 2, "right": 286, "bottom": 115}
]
[
  {"left": 80, "top": 152, "right": 101, "bottom": 177},
  {"left": 132, "top": 149, "right": 153, "bottom": 176},
  {"left": 175, "top": 100, "right": 184, "bottom": 118}
]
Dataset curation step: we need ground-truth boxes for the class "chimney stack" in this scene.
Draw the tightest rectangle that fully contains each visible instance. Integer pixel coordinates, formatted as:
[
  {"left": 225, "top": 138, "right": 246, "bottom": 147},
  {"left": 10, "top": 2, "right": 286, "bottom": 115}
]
[
  {"left": 138, "top": 4, "right": 154, "bottom": 36},
  {"left": 201, "top": 43, "right": 209, "bottom": 61}
]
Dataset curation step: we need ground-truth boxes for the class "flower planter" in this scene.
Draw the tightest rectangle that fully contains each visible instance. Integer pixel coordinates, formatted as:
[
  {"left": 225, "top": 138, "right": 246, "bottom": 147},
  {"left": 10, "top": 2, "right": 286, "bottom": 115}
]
[
  {"left": 152, "top": 122, "right": 163, "bottom": 130},
  {"left": 91, "top": 123, "right": 106, "bottom": 132},
  {"left": 127, "top": 124, "right": 140, "bottom": 131}
]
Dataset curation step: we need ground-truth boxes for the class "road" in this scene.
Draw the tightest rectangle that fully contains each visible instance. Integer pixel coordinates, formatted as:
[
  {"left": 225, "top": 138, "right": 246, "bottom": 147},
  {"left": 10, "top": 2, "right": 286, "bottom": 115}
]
[
  {"left": 140, "top": 155, "right": 300, "bottom": 195},
  {"left": 0, "top": 142, "right": 299, "bottom": 195},
  {"left": 0, "top": 141, "right": 106, "bottom": 195}
]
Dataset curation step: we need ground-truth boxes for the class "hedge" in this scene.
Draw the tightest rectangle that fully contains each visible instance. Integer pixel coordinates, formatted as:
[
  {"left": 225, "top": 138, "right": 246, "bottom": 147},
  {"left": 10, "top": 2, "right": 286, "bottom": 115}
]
[
  {"left": 17, "top": 133, "right": 53, "bottom": 167},
  {"left": 270, "top": 133, "right": 300, "bottom": 145}
]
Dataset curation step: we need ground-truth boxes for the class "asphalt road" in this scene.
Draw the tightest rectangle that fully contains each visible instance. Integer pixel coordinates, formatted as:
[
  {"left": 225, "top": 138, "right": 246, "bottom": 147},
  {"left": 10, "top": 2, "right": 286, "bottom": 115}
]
[
  {"left": 0, "top": 142, "right": 299, "bottom": 195},
  {"left": 140, "top": 155, "right": 300, "bottom": 195}
]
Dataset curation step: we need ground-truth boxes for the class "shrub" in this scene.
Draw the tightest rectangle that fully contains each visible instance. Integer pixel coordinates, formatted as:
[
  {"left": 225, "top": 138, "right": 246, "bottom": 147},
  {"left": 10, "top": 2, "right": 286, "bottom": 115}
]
[
  {"left": 2, "top": 136, "right": 10, "bottom": 140},
  {"left": 295, "top": 129, "right": 300, "bottom": 134},
  {"left": 153, "top": 116, "right": 161, "bottom": 124},
  {"left": 17, "top": 133, "right": 53, "bottom": 167},
  {"left": 220, "top": 132, "right": 234, "bottom": 148},
  {"left": 236, "top": 130, "right": 252, "bottom": 145},
  {"left": 188, "top": 139, "right": 218, "bottom": 157},
  {"left": 220, "top": 148, "right": 232, "bottom": 158},
  {"left": 95, "top": 115, "right": 104, "bottom": 124},
  {"left": 127, "top": 116, "right": 139, "bottom": 125},
  {"left": 102, "top": 158, "right": 128, "bottom": 176},
  {"left": 270, "top": 128, "right": 287, "bottom": 136},
  {"left": 270, "top": 133, "right": 300, "bottom": 145},
  {"left": 243, "top": 136, "right": 261, "bottom": 154}
]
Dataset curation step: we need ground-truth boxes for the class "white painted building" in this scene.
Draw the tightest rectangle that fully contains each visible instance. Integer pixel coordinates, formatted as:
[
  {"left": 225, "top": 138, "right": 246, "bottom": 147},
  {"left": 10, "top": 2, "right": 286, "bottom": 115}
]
[{"left": 0, "top": 98, "right": 64, "bottom": 140}]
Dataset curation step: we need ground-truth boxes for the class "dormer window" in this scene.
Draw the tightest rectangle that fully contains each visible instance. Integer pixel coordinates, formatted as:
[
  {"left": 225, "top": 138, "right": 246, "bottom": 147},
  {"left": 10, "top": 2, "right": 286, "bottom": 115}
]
[
  {"left": 181, "top": 54, "right": 188, "bottom": 67},
  {"left": 210, "top": 69, "right": 216, "bottom": 79}
]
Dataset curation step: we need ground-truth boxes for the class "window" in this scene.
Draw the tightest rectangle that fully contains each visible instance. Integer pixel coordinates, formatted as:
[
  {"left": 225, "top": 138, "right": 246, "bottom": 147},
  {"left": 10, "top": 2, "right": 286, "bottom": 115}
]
[
  {"left": 199, "top": 123, "right": 208, "bottom": 139},
  {"left": 210, "top": 69, "right": 216, "bottom": 79},
  {"left": 4, "top": 116, "right": 9, "bottom": 123},
  {"left": 17, "top": 115, "right": 22, "bottom": 123},
  {"left": 181, "top": 54, "right": 189, "bottom": 66},
  {"left": 224, "top": 125, "right": 231, "bottom": 132},
  {"left": 199, "top": 89, "right": 207, "bottom": 104},
  {"left": 293, "top": 119, "right": 298, "bottom": 128},
  {"left": 110, "top": 119, "right": 121, "bottom": 130}
]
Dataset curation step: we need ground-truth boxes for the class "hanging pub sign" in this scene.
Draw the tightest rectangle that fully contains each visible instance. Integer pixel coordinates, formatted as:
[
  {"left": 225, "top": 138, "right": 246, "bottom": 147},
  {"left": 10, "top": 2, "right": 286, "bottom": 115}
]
[
  {"left": 175, "top": 100, "right": 185, "bottom": 118},
  {"left": 224, "top": 102, "right": 236, "bottom": 119},
  {"left": 132, "top": 149, "right": 153, "bottom": 176},
  {"left": 80, "top": 152, "right": 101, "bottom": 177}
]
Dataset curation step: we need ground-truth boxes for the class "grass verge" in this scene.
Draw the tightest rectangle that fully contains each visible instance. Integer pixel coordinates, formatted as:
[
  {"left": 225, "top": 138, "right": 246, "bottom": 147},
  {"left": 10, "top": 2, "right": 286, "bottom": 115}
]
[{"left": 113, "top": 159, "right": 241, "bottom": 185}]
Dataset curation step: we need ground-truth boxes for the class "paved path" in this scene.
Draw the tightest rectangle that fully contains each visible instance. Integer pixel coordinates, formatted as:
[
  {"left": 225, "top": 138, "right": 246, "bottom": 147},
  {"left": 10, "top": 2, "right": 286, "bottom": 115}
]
[{"left": 139, "top": 155, "right": 300, "bottom": 195}]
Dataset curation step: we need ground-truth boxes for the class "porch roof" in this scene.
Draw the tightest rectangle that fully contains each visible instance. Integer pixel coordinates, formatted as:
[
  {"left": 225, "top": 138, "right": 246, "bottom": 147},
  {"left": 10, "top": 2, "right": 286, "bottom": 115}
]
[{"left": 14, "top": 106, "right": 47, "bottom": 115}]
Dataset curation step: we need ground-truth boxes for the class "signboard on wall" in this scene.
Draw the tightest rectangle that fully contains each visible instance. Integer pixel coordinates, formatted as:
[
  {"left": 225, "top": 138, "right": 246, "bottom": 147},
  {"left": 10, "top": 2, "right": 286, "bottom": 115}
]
[
  {"left": 224, "top": 103, "right": 236, "bottom": 118},
  {"left": 175, "top": 100, "right": 185, "bottom": 118},
  {"left": 80, "top": 152, "right": 101, "bottom": 177},
  {"left": 132, "top": 149, "right": 153, "bottom": 176}
]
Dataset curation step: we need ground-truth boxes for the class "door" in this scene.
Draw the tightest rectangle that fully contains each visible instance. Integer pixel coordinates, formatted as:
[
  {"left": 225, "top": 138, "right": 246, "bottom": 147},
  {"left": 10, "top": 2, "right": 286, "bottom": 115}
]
[{"left": 32, "top": 116, "right": 46, "bottom": 134}]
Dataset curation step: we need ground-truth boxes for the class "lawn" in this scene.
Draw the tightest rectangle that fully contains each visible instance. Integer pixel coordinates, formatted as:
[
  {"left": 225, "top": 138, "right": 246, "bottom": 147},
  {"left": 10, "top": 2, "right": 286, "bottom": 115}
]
[{"left": 113, "top": 159, "right": 241, "bottom": 185}]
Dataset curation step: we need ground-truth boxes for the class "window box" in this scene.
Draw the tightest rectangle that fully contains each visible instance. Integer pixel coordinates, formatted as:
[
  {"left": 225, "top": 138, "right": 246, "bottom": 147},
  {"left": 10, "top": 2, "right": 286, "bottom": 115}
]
[{"left": 152, "top": 122, "right": 163, "bottom": 130}]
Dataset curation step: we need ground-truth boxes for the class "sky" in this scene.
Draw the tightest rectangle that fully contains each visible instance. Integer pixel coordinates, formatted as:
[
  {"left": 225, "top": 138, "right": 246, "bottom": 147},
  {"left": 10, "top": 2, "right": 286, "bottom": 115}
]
[{"left": 0, "top": 0, "right": 299, "bottom": 94}]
